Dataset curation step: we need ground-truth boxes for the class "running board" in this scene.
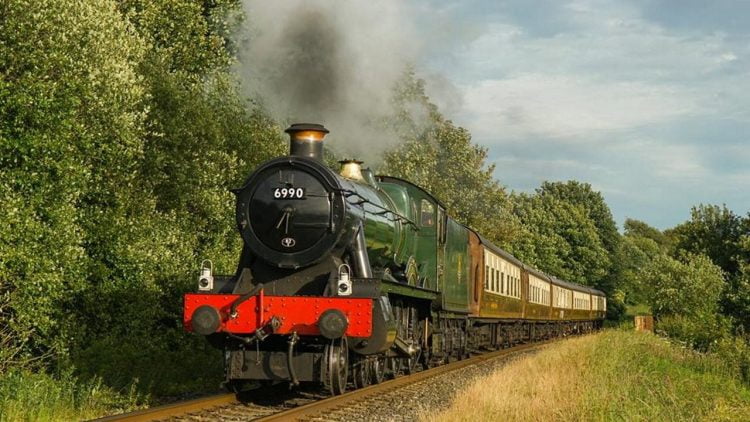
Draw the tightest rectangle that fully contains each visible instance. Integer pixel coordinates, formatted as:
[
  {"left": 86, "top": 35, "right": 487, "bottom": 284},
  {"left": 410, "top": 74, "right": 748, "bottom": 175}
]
[{"left": 393, "top": 336, "right": 419, "bottom": 357}]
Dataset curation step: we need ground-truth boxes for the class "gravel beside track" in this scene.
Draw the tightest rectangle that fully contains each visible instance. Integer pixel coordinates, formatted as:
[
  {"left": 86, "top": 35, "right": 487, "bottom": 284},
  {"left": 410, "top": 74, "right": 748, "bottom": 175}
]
[
  {"left": 325, "top": 349, "right": 541, "bottom": 421},
  {"left": 96, "top": 341, "right": 550, "bottom": 422},
  {"left": 259, "top": 341, "right": 550, "bottom": 422}
]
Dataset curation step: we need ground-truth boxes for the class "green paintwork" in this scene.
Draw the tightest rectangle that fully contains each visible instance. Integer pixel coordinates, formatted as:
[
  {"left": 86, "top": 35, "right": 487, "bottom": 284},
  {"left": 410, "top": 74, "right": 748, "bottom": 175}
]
[
  {"left": 377, "top": 182, "right": 416, "bottom": 266},
  {"left": 374, "top": 177, "right": 473, "bottom": 314},
  {"left": 340, "top": 178, "right": 402, "bottom": 268},
  {"left": 441, "top": 217, "right": 471, "bottom": 312},
  {"left": 380, "top": 279, "right": 439, "bottom": 301},
  {"left": 378, "top": 178, "right": 439, "bottom": 291}
]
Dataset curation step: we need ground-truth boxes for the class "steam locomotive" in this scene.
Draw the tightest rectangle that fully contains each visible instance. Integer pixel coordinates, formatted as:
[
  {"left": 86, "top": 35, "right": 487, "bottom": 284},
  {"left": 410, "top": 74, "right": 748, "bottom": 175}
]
[{"left": 183, "top": 124, "right": 606, "bottom": 394}]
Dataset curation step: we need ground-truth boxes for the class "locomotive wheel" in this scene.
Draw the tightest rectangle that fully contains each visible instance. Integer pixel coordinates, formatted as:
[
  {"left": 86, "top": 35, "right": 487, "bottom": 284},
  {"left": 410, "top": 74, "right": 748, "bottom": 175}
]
[
  {"left": 352, "top": 357, "right": 371, "bottom": 389},
  {"left": 385, "top": 356, "right": 402, "bottom": 379},
  {"left": 404, "top": 349, "right": 421, "bottom": 375},
  {"left": 404, "top": 306, "right": 422, "bottom": 374},
  {"left": 324, "top": 337, "right": 348, "bottom": 395},
  {"left": 371, "top": 355, "right": 386, "bottom": 384}
]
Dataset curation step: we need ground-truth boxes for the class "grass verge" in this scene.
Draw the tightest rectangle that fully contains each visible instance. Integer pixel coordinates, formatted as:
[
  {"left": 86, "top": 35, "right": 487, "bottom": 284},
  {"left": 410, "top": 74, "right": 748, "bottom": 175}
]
[
  {"left": 0, "top": 368, "right": 142, "bottom": 421},
  {"left": 424, "top": 329, "right": 750, "bottom": 421}
]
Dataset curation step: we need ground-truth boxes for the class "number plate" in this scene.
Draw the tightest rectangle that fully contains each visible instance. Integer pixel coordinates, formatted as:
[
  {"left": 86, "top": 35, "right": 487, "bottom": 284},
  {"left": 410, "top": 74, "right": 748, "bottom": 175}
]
[{"left": 273, "top": 187, "right": 306, "bottom": 199}]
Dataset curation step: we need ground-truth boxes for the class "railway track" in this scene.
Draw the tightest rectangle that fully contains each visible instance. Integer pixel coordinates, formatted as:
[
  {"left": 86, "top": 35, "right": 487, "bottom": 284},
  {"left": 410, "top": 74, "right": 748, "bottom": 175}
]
[{"left": 95, "top": 340, "right": 551, "bottom": 422}]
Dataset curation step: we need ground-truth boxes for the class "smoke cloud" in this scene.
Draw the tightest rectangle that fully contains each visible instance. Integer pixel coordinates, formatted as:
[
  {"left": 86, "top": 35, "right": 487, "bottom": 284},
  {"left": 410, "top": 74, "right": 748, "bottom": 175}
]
[{"left": 238, "top": 0, "right": 423, "bottom": 162}]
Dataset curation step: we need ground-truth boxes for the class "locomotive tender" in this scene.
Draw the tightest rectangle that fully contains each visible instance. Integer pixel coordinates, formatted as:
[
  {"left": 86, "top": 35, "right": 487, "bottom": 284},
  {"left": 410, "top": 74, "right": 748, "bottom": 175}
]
[{"left": 183, "top": 124, "right": 606, "bottom": 394}]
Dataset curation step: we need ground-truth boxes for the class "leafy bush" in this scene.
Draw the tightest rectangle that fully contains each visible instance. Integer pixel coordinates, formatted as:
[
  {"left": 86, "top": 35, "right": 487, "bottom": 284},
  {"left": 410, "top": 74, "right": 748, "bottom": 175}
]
[
  {"left": 713, "top": 334, "right": 750, "bottom": 385},
  {"left": 0, "top": 0, "right": 283, "bottom": 411},
  {"left": 1, "top": 0, "right": 147, "bottom": 357},
  {"left": 645, "top": 253, "right": 725, "bottom": 321},
  {"left": 656, "top": 314, "right": 729, "bottom": 352}
]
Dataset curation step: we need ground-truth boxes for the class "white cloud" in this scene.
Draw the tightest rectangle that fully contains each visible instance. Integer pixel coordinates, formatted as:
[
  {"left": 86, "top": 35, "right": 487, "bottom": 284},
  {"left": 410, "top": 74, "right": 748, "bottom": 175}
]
[
  {"left": 462, "top": 74, "right": 698, "bottom": 140},
  {"left": 444, "top": 0, "right": 750, "bottom": 144},
  {"left": 612, "top": 138, "right": 708, "bottom": 181},
  {"left": 417, "top": 0, "right": 750, "bottom": 227}
]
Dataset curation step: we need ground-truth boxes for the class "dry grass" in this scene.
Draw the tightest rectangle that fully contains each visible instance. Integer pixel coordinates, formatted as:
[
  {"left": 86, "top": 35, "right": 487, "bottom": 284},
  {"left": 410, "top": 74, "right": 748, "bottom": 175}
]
[{"left": 423, "top": 330, "right": 750, "bottom": 422}]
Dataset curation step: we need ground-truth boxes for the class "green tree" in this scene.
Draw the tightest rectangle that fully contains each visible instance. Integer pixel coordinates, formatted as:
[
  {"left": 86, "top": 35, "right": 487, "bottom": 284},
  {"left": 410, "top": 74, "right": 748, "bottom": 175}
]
[
  {"left": 119, "top": 0, "right": 286, "bottom": 270},
  {"left": 1, "top": 0, "right": 287, "bottom": 396},
  {"left": 380, "top": 73, "right": 518, "bottom": 246},
  {"left": 536, "top": 181, "right": 623, "bottom": 312},
  {"left": 645, "top": 253, "right": 727, "bottom": 350},
  {"left": 645, "top": 253, "right": 725, "bottom": 320},
  {"left": 68, "top": 0, "right": 287, "bottom": 392},
  {"left": 613, "top": 219, "right": 671, "bottom": 307},
  {"left": 509, "top": 192, "right": 610, "bottom": 287},
  {"left": 668, "top": 204, "right": 744, "bottom": 276},
  {"left": 538, "top": 181, "right": 620, "bottom": 256},
  {"left": 727, "top": 233, "right": 750, "bottom": 334},
  {"left": 624, "top": 218, "right": 671, "bottom": 250},
  {"left": 667, "top": 205, "right": 750, "bottom": 334},
  {"left": 0, "top": 0, "right": 147, "bottom": 356}
]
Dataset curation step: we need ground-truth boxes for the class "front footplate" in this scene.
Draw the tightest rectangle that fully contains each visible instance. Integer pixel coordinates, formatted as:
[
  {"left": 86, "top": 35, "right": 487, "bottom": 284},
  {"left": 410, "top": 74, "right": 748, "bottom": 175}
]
[{"left": 184, "top": 292, "right": 373, "bottom": 338}]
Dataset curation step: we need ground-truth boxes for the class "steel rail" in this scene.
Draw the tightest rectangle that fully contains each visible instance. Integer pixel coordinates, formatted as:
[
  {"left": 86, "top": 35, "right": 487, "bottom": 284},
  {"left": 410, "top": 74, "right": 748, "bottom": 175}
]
[
  {"left": 91, "top": 393, "right": 237, "bottom": 422},
  {"left": 257, "top": 340, "right": 552, "bottom": 422},
  {"left": 93, "top": 339, "right": 553, "bottom": 422}
]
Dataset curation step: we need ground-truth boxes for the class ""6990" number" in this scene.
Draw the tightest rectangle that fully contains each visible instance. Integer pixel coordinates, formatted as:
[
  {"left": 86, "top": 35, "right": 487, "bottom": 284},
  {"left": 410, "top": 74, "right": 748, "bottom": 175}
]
[{"left": 273, "top": 187, "right": 305, "bottom": 199}]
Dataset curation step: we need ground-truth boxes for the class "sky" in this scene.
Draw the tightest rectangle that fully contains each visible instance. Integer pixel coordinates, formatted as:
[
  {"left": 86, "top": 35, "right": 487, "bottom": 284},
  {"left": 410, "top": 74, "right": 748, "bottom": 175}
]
[{"left": 412, "top": 0, "right": 750, "bottom": 229}]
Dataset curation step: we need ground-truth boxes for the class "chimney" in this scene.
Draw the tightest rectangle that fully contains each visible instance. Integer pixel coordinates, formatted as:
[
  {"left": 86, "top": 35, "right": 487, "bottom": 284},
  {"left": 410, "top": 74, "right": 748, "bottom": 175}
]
[{"left": 285, "top": 123, "right": 329, "bottom": 161}]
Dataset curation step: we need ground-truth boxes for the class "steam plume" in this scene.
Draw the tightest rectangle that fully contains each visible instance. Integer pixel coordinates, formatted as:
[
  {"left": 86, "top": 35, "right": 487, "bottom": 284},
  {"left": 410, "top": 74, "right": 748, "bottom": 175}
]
[{"left": 239, "top": 0, "right": 422, "bottom": 161}]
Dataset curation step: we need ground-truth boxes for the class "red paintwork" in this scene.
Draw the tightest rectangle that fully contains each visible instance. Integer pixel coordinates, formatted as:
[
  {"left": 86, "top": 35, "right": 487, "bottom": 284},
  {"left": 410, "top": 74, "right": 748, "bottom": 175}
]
[{"left": 183, "top": 291, "right": 372, "bottom": 337}]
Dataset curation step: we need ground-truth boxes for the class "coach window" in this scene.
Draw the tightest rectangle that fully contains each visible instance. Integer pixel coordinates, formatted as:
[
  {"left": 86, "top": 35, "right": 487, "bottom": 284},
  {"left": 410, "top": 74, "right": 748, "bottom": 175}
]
[{"left": 420, "top": 199, "right": 434, "bottom": 227}]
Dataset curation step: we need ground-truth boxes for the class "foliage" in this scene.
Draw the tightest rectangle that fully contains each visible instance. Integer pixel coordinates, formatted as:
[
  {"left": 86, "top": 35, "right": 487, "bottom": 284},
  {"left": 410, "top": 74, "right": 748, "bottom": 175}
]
[
  {"left": 0, "top": 0, "right": 148, "bottom": 357},
  {"left": 614, "top": 220, "right": 669, "bottom": 307},
  {"left": 535, "top": 181, "right": 624, "bottom": 319},
  {"left": 67, "top": 0, "right": 286, "bottom": 394},
  {"left": 380, "top": 73, "right": 519, "bottom": 246},
  {"left": 537, "top": 181, "right": 620, "bottom": 257},
  {"left": 644, "top": 253, "right": 725, "bottom": 322},
  {"left": 668, "top": 204, "right": 745, "bottom": 276},
  {"left": 509, "top": 192, "right": 610, "bottom": 287},
  {"left": 666, "top": 205, "right": 750, "bottom": 334},
  {"left": 656, "top": 314, "right": 730, "bottom": 352},
  {"left": 712, "top": 334, "right": 750, "bottom": 385},
  {"left": 0, "top": 0, "right": 285, "bottom": 410},
  {"left": 624, "top": 218, "right": 671, "bottom": 249}
]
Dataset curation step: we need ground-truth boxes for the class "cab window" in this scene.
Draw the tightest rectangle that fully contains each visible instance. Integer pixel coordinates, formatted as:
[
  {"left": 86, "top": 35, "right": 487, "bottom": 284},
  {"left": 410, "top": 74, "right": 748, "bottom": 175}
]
[{"left": 420, "top": 199, "right": 434, "bottom": 227}]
